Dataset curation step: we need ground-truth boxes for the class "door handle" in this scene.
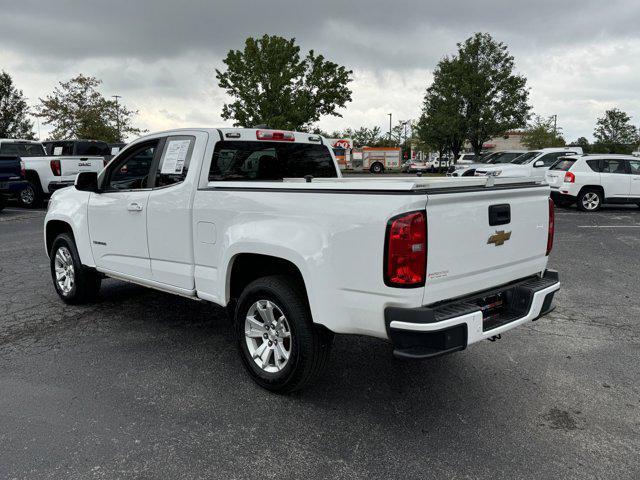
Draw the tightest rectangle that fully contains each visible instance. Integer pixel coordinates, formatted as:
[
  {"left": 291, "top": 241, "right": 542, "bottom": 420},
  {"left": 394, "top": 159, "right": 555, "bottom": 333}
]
[{"left": 127, "top": 202, "right": 143, "bottom": 212}]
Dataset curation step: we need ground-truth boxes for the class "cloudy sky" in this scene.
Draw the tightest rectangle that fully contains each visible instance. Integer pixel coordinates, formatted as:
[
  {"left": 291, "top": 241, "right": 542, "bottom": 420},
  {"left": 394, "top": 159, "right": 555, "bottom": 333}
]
[{"left": 1, "top": 0, "right": 639, "bottom": 142}]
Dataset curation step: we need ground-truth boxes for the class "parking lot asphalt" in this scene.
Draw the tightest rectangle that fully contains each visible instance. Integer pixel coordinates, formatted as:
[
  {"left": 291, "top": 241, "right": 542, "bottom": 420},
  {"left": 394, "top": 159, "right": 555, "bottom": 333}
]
[{"left": 1, "top": 204, "right": 639, "bottom": 480}]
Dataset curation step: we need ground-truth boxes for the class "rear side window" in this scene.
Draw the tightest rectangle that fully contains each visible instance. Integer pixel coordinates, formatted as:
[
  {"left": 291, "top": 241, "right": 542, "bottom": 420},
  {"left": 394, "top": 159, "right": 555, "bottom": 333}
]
[
  {"left": 586, "top": 160, "right": 602, "bottom": 172},
  {"left": 209, "top": 141, "right": 337, "bottom": 181},
  {"left": 550, "top": 159, "right": 576, "bottom": 171},
  {"left": 630, "top": 160, "right": 640, "bottom": 175},
  {"left": 153, "top": 136, "right": 195, "bottom": 188},
  {"left": 602, "top": 159, "right": 628, "bottom": 174}
]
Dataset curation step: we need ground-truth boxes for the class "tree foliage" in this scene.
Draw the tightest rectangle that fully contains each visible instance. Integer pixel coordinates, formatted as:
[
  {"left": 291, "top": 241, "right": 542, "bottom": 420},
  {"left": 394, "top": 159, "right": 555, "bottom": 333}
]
[
  {"left": 36, "top": 74, "right": 143, "bottom": 142},
  {"left": 417, "top": 57, "right": 466, "bottom": 158},
  {"left": 456, "top": 33, "right": 531, "bottom": 155},
  {"left": 216, "top": 35, "right": 353, "bottom": 131},
  {"left": 521, "top": 115, "right": 565, "bottom": 149},
  {"left": 593, "top": 108, "right": 638, "bottom": 154},
  {"left": 569, "top": 136, "right": 591, "bottom": 153},
  {"left": 0, "top": 70, "right": 35, "bottom": 139}
]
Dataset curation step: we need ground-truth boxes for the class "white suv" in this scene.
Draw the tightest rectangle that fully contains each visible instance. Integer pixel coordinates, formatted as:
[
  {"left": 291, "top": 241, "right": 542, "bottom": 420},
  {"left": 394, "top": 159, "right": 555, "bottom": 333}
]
[
  {"left": 476, "top": 147, "right": 583, "bottom": 179},
  {"left": 546, "top": 154, "right": 640, "bottom": 211}
]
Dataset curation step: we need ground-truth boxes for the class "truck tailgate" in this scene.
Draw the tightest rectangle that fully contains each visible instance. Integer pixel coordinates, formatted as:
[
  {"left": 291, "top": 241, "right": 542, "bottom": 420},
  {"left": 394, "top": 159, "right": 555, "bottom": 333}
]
[
  {"left": 59, "top": 156, "right": 104, "bottom": 180},
  {"left": 423, "top": 185, "right": 550, "bottom": 305}
]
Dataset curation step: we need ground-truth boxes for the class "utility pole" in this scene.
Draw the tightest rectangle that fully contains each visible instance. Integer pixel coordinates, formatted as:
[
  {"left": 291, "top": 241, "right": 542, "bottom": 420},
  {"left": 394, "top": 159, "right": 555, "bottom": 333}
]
[
  {"left": 388, "top": 113, "right": 392, "bottom": 144},
  {"left": 551, "top": 114, "right": 557, "bottom": 135},
  {"left": 112, "top": 95, "right": 122, "bottom": 142}
]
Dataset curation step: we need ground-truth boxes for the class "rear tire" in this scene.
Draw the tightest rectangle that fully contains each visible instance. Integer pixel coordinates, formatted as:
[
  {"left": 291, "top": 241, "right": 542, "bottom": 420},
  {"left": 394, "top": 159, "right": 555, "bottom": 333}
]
[
  {"left": 50, "top": 233, "right": 101, "bottom": 304},
  {"left": 18, "top": 180, "right": 43, "bottom": 208},
  {"left": 370, "top": 162, "right": 384, "bottom": 174},
  {"left": 577, "top": 188, "right": 602, "bottom": 212},
  {"left": 0, "top": 196, "right": 5, "bottom": 212},
  {"left": 235, "top": 275, "right": 333, "bottom": 393}
]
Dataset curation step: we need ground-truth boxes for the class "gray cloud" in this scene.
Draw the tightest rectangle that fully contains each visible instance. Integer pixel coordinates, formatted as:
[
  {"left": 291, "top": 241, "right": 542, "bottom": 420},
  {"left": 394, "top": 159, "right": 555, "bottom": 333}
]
[{"left": 1, "top": 0, "right": 639, "bottom": 141}]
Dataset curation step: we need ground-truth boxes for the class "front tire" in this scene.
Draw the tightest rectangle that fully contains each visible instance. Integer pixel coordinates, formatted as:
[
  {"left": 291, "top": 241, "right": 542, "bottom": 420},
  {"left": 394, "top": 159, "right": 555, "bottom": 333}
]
[
  {"left": 577, "top": 189, "right": 602, "bottom": 212},
  {"left": 235, "top": 275, "right": 333, "bottom": 393},
  {"left": 18, "top": 180, "right": 43, "bottom": 208},
  {"left": 50, "top": 233, "right": 101, "bottom": 304},
  {"left": 0, "top": 195, "right": 5, "bottom": 212}
]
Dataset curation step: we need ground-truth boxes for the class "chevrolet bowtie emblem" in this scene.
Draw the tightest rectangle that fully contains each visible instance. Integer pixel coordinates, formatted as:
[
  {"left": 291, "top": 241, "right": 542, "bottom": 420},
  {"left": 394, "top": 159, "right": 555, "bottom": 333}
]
[{"left": 487, "top": 230, "right": 512, "bottom": 246}]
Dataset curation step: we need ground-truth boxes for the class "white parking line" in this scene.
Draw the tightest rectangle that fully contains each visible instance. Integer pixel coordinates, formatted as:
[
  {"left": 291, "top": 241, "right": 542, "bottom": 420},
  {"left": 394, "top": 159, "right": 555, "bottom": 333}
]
[{"left": 577, "top": 225, "right": 640, "bottom": 228}]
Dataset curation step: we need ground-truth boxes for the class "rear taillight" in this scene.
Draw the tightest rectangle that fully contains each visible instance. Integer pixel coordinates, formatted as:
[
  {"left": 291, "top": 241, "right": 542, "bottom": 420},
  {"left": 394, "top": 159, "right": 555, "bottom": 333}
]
[
  {"left": 384, "top": 211, "right": 427, "bottom": 287},
  {"left": 546, "top": 198, "right": 555, "bottom": 256},
  {"left": 50, "top": 159, "right": 61, "bottom": 176},
  {"left": 256, "top": 130, "right": 295, "bottom": 141},
  {"left": 20, "top": 160, "right": 26, "bottom": 179},
  {"left": 564, "top": 171, "right": 575, "bottom": 183}
]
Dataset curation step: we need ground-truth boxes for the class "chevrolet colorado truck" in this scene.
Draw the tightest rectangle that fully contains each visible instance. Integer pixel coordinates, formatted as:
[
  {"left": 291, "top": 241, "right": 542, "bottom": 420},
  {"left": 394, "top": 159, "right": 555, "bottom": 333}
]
[
  {"left": 44, "top": 128, "right": 560, "bottom": 392},
  {"left": 0, "top": 139, "right": 105, "bottom": 208}
]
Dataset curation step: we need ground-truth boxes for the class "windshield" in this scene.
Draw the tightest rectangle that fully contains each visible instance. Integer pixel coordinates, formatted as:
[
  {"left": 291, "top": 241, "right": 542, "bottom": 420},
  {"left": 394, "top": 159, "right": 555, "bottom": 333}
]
[
  {"left": 511, "top": 151, "right": 540, "bottom": 164},
  {"left": 0, "top": 142, "right": 46, "bottom": 157},
  {"left": 490, "top": 152, "right": 526, "bottom": 164},
  {"left": 480, "top": 152, "right": 499, "bottom": 163}
]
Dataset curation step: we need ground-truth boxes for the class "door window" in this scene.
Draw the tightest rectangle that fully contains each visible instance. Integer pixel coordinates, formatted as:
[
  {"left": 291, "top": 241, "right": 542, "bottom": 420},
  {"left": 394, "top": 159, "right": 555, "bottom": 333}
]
[
  {"left": 153, "top": 136, "right": 195, "bottom": 187},
  {"left": 105, "top": 142, "right": 158, "bottom": 191},
  {"left": 602, "top": 159, "right": 629, "bottom": 175},
  {"left": 629, "top": 160, "right": 640, "bottom": 175}
]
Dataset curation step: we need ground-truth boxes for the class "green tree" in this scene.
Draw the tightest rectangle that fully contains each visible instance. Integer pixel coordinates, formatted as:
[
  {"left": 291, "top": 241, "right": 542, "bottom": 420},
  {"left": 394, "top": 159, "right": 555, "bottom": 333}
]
[
  {"left": 418, "top": 57, "right": 467, "bottom": 162},
  {"left": 522, "top": 115, "right": 565, "bottom": 149},
  {"left": 455, "top": 33, "right": 531, "bottom": 155},
  {"left": 36, "top": 74, "right": 143, "bottom": 142},
  {"left": 569, "top": 136, "right": 591, "bottom": 153},
  {"left": 216, "top": 35, "right": 353, "bottom": 131},
  {"left": 593, "top": 108, "right": 638, "bottom": 154},
  {"left": 0, "top": 70, "right": 35, "bottom": 139}
]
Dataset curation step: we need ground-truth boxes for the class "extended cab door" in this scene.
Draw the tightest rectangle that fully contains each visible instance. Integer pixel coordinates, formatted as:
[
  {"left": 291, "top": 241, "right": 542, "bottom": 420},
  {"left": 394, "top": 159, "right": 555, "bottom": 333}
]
[
  {"left": 88, "top": 139, "right": 163, "bottom": 279},
  {"left": 146, "top": 132, "right": 206, "bottom": 291}
]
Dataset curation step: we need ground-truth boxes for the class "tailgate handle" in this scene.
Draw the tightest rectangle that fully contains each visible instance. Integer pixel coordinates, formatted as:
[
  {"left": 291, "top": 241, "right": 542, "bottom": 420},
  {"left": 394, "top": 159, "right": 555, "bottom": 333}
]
[{"left": 489, "top": 204, "right": 510, "bottom": 226}]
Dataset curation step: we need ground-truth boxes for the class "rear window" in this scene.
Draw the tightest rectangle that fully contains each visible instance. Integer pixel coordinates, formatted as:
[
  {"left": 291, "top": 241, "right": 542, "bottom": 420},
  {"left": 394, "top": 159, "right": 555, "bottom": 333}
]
[
  {"left": 209, "top": 141, "right": 337, "bottom": 181},
  {"left": 0, "top": 142, "right": 46, "bottom": 157},
  {"left": 549, "top": 158, "right": 576, "bottom": 171},
  {"left": 75, "top": 142, "right": 111, "bottom": 156}
]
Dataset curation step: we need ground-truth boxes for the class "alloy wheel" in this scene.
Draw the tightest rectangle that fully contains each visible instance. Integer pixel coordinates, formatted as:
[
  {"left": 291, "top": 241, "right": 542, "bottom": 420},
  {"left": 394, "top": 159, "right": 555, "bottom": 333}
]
[
  {"left": 244, "top": 300, "right": 292, "bottom": 373},
  {"left": 54, "top": 246, "right": 75, "bottom": 295}
]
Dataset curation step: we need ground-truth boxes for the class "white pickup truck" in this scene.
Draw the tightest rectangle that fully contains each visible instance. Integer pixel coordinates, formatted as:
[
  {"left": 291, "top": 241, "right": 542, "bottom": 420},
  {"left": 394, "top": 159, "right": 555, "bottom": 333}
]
[
  {"left": 44, "top": 128, "right": 560, "bottom": 392},
  {"left": 0, "top": 139, "right": 105, "bottom": 207}
]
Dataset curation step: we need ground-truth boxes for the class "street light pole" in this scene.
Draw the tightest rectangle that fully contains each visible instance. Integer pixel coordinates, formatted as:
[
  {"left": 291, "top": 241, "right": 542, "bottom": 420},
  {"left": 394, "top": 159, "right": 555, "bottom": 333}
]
[
  {"left": 112, "top": 95, "right": 122, "bottom": 142},
  {"left": 388, "top": 113, "right": 392, "bottom": 143}
]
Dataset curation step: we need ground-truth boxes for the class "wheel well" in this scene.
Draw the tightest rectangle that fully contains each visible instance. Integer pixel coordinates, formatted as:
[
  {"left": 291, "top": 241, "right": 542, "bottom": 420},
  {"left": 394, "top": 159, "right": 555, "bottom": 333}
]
[
  {"left": 228, "top": 254, "right": 308, "bottom": 304},
  {"left": 578, "top": 185, "right": 605, "bottom": 199},
  {"left": 24, "top": 170, "right": 41, "bottom": 186},
  {"left": 46, "top": 220, "right": 74, "bottom": 256}
]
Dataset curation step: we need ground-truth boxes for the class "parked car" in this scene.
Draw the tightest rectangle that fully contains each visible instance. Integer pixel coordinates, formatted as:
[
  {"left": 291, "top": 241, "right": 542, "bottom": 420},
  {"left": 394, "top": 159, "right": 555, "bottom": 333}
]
[
  {"left": 401, "top": 160, "right": 429, "bottom": 173},
  {"left": 546, "top": 154, "right": 640, "bottom": 211},
  {"left": 455, "top": 153, "right": 478, "bottom": 165},
  {"left": 45, "top": 127, "right": 560, "bottom": 392},
  {"left": 448, "top": 150, "right": 527, "bottom": 177},
  {"left": 0, "top": 155, "right": 27, "bottom": 211},
  {"left": 426, "top": 157, "right": 451, "bottom": 172},
  {"left": 476, "top": 147, "right": 583, "bottom": 179},
  {"left": 0, "top": 139, "right": 106, "bottom": 208}
]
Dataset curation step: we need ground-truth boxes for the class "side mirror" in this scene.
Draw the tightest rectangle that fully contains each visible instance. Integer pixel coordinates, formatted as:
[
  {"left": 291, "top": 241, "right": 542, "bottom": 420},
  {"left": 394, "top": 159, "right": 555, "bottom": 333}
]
[
  {"left": 75, "top": 171, "right": 100, "bottom": 193},
  {"left": 534, "top": 160, "right": 544, "bottom": 168}
]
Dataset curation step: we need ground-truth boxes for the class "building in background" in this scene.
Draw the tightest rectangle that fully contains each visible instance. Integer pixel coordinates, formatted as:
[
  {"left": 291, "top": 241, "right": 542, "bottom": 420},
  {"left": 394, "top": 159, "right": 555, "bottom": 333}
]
[{"left": 464, "top": 131, "right": 525, "bottom": 152}]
